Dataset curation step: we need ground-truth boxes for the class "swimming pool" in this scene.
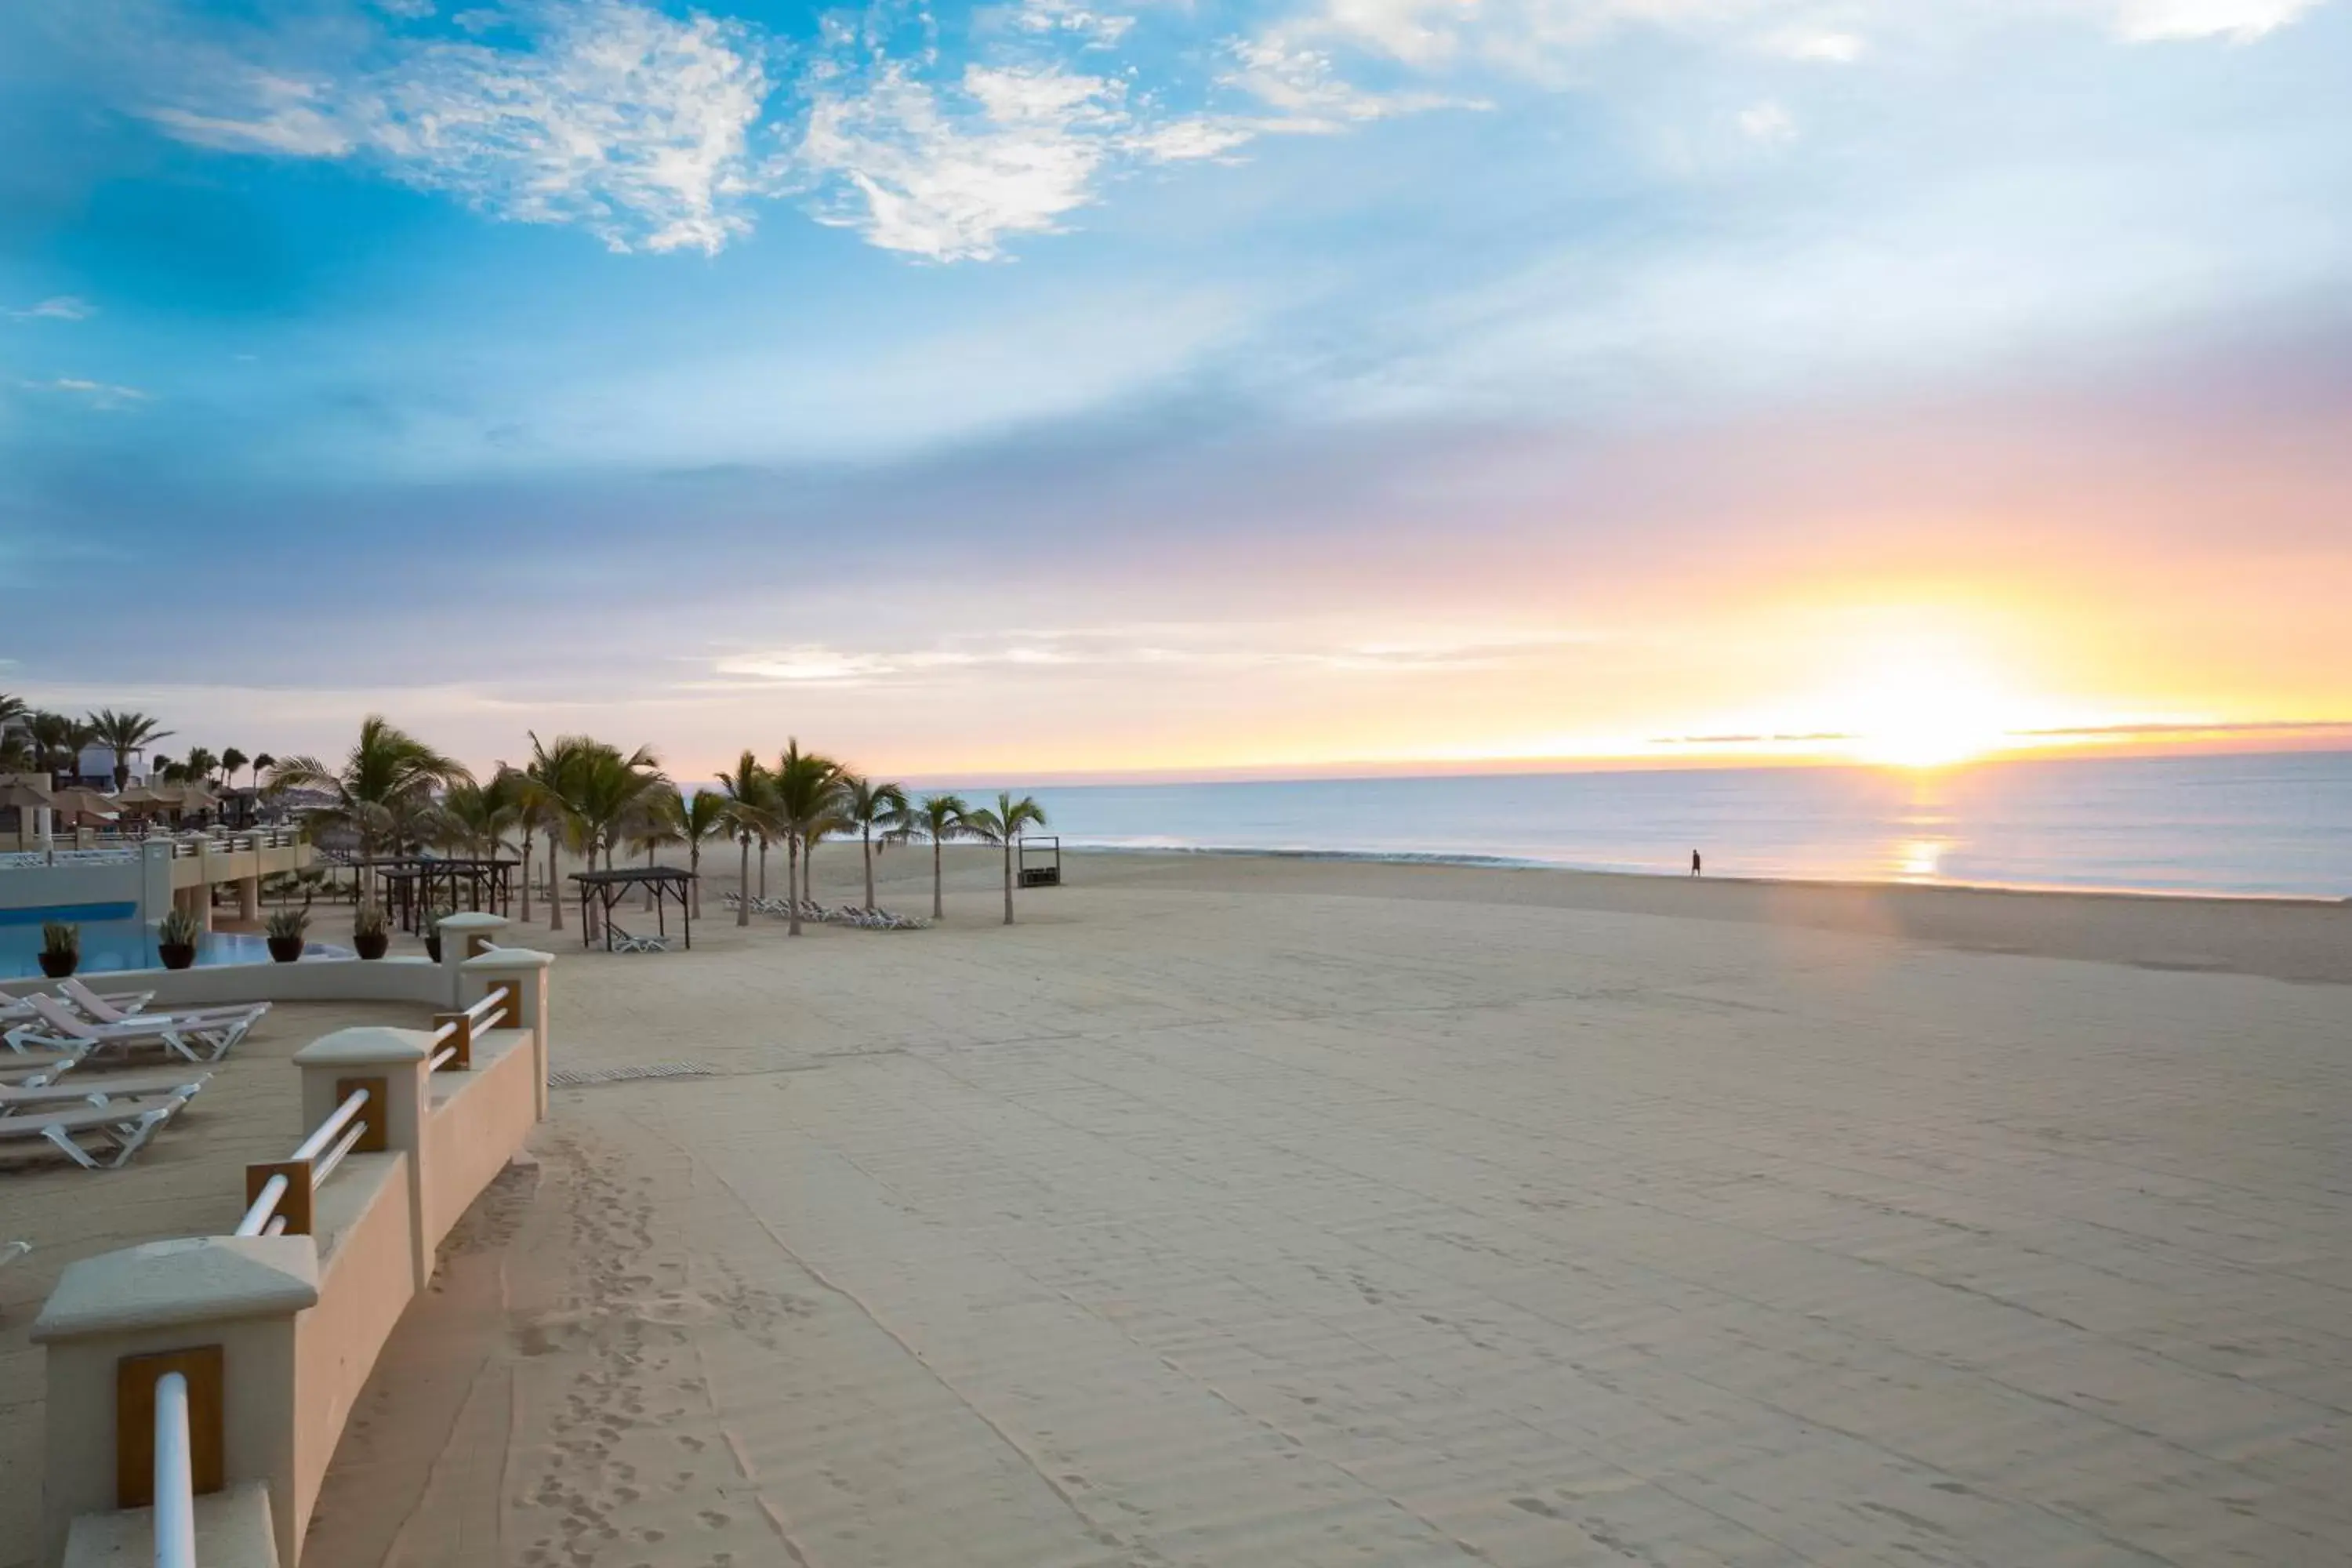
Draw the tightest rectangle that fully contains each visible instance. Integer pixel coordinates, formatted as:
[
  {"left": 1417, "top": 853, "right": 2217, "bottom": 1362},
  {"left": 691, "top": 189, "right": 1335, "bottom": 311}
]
[{"left": 0, "top": 903, "right": 350, "bottom": 978}]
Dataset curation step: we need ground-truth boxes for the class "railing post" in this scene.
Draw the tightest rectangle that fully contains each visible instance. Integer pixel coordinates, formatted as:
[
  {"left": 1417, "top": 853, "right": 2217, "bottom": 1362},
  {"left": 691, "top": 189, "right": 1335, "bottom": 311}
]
[
  {"left": 461, "top": 946, "right": 555, "bottom": 1120},
  {"left": 434, "top": 912, "right": 508, "bottom": 1007},
  {"left": 34, "top": 1236, "right": 318, "bottom": 1568},
  {"left": 292, "top": 1028, "right": 434, "bottom": 1287}
]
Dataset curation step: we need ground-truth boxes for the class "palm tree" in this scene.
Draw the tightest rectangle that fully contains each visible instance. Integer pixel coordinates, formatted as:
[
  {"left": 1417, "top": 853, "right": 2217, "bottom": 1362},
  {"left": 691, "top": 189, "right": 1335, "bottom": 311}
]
[
  {"left": 266, "top": 716, "right": 471, "bottom": 899},
  {"left": 0, "top": 692, "right": 27, "bottom": 771},
  {"left": 962, "top": 791, "right": 1050, "bottom": 925},
  {"left": 436, "top": 772, "right": 521, "bottom": 861},
  {"left": 25, "top": 712, "right": 91, "bottom": 787},
  {"left": 519, "top": 733, "right": 591, "bottom": 931},
  {"left": 670, "top": 786, "right": 735, "bottom": 919},
  {"left": 898, "top": 793, "right": 971, "bottom": 920},
  {"left": 626, "top": 786, "right": 685, "bottom": 909},
  {"left": 834, "top": 774, "right": 910, "bottom": 912},
  {"left": 183, "top": 746, "right": 220, "bottom": 787},
  {"left": 86, "top": 709, "right": 172, "bottom": 789},
  {"left": 527, "top": 735, "right": 664, "bottom": 937},
  {"left": 771, "top": 739, "right": 843, "bottom": 937},
  {"left": 251, "top": 753, "right": 274, "bottom": 790},
  {"left": 220, "top": 747, "right": 249, "bottom": 790},
  {"left": 713, "top": 752, "right": 775, "bottom": 927}
]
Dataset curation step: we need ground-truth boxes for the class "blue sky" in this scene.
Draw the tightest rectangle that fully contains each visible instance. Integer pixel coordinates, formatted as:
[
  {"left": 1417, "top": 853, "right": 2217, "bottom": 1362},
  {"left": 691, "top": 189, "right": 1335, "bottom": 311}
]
[{"left": 3, "top": 0, "right": 2349, "bottom": 779}]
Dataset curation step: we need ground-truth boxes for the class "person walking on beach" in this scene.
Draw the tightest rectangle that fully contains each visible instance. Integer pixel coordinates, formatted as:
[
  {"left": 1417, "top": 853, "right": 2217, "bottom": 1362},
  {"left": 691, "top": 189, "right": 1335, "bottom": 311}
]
[{"left": 1690, "top": 849, "right": 1702, "bottom": 877}]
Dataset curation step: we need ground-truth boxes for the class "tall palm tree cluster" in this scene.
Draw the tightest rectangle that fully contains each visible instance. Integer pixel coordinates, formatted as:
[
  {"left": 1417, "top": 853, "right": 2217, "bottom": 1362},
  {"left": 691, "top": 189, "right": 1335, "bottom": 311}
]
[
  {"left": 702, "top": 740, "right": 1051, "bottom": 931},
  {"left": 0, "top": 696, "right": 273, "bottom": 796}
]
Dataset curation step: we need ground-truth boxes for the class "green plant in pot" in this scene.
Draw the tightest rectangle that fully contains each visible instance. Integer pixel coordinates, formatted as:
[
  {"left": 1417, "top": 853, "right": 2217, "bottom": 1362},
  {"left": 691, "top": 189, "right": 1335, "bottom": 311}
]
[
  {"left": 37, "top": 921, "right": 79, "bottom": 979},
  {"left": 352, "top": 900, "right": 390, "bottom": 960},
  {"left": 423, "top": 905, "right": 455, "bottom": 963},
  {"left": 265, "top": 905, "right": 310, "bottom": 964},
  {"left": 157, "top": 906, "right": 202, "bottom": 971}
]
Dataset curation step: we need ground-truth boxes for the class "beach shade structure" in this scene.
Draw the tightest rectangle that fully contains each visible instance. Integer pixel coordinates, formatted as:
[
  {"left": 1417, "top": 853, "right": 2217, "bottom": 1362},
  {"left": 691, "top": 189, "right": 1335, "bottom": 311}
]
[
  {"left": 374, "top": 856, "right": 520, "bottom": 932},
  {"left": 1018, "top": 833, "right": 1063, "bottom": 888},
  {"left": 0, "top": 774, "right": 55, "bottom": 811},
  {"left": 569, "top": 866, "right": 695, "bottom": 953},
  {"left": 48, "top": 787, "right": 118, "bottom": 824}
]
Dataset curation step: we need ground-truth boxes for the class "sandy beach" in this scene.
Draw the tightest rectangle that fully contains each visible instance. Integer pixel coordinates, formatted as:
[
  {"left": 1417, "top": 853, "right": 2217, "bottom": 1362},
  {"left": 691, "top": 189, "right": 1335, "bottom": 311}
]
[{"left": 9, "top": 850, "right": 2350, "bottom": 1566}]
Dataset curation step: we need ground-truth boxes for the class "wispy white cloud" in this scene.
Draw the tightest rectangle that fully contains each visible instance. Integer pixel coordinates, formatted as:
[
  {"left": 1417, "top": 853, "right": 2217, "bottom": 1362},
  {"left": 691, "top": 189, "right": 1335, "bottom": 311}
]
[
  {"left": 795, "top": 56, "right": 1136, "bottom": 260},
  {"left": 1012, "top": 0, "right": 1138, "bottom": 49},
  {"left": 24, "top": 377, "right": 150, "bottom": 409},
  {"left": 2109, "top": 0, "right": 2328, "bottom": 40},
  {"left": 143, "top": 1, "right": 771, "bottom": 255},
  {"left": 705, "top": 627, "right": 1583, "bottom": 688},
  {"left": 1737, "top": 100, "right": 1795, "bottom": 143},
  {"left": 1218, "top": 38, "right": 1482, "bottom": 127},
  {"left": 3, "top": 296, "right": 97, "bottom": 322}
]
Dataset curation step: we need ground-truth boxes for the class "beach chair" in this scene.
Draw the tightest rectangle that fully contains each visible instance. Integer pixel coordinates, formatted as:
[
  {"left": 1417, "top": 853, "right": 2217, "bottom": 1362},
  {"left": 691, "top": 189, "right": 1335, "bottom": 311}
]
[
  {"left": 608, "top": 924, "right": 672, "bottom": 954},
  {"left": 54, "top": 978, "right": 164, "bottom": 1018},
  {"left": 4, "top": 993, "right": 266, "bottom": 1064},
  {"left": 2, "top": 987, "right": 156, "bottom": 1025},
  {"left": 1, "top": 1050, "right": 82, "bottom": 1089},
  {"left": 1, "top": 1069, "right": 209, "bottom": 1117},
  {"left": 59, "top": 978, "right": 270, "bottom": 1035},
  {"left": 0, "top": 1093, "right": 192, "bottom": 1170}
]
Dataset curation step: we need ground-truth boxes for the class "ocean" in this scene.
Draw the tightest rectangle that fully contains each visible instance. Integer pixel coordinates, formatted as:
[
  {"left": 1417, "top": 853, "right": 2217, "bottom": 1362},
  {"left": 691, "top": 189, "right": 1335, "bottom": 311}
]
[{"left": 1020, "top": 751, "right": 2352, "bottom": 900}]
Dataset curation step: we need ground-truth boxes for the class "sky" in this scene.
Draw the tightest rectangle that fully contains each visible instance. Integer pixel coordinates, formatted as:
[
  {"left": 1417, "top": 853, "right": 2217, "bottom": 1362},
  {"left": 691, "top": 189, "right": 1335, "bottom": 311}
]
[{"left": 2, "top": 0, "right": 2349, "bottom": 782}]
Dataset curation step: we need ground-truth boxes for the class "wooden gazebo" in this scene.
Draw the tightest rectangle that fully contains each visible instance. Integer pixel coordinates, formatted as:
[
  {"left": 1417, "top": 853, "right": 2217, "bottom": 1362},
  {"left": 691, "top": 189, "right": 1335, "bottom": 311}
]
[
  {"left": 568, "top": 866, "right": 696, "bottom": 951},
  {"left": 375, "top": 857, "right": 521, "bottom": 933}
]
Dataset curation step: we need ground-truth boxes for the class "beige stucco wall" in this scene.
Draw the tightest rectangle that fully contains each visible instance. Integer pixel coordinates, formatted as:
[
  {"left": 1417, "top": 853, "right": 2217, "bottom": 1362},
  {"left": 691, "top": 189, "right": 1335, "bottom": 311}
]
[
  {"left": 289, "top": 1156, "right": 418, "bottom": 1564},
  {"left": 420, "top": 1030, "right": 536, "bottom": 1252}
]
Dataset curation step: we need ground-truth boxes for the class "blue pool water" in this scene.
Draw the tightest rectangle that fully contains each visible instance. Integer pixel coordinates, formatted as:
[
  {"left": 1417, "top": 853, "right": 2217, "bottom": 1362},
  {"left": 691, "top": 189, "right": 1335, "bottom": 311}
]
[{"left": 0, "top": 903, "right": 350, "bottom": 978}]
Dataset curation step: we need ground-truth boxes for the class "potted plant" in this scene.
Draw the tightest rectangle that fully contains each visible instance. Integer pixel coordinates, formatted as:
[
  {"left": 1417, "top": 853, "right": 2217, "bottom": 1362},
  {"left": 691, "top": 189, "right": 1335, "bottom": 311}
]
[
  {"left": 423, "top": 904, "right": 454, "bottom": 964},
  {"left": 37, "top": 921, "right": 79, "bottom": 978},
  {"left": 157, "top": 906, "right": 201, "bottom": 971},
  {"left": 265, "top": 906, "right": 310, "bottom": 964},
  {"left": 352, "top": 901, "right": 390, "bottom": 960}
]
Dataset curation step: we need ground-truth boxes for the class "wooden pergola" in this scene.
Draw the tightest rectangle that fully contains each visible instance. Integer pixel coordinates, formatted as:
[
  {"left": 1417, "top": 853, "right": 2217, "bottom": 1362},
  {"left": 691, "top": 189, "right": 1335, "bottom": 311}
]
[
  {"left": 374, "top": 857, "right": 520, "bottom": 934},
  {"left": 1017, "top": 834, "right": 1063, "bottom": 887},
  {"left": 568, "top": 866, "right": 696, "bottom": 951}
]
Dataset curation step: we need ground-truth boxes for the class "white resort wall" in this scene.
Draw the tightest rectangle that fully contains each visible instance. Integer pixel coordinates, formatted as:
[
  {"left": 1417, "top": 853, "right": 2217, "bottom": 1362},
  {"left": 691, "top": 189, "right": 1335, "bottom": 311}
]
[{"left": 29, "top": 923, "right": 556, "bottom": 1568}]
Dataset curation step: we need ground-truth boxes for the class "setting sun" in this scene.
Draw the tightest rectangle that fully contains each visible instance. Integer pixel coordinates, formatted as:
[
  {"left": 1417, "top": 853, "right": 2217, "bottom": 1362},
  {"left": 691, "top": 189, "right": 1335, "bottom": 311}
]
[{"left": 1829, "top": 633, "right": 2026, "bottom": 770}]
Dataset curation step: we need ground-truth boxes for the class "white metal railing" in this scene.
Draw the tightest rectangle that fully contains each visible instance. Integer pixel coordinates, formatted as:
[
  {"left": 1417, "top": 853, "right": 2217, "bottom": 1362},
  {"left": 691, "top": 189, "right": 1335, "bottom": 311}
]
[
  {"left": 153, "top": 1370, "right": 197, "bottom": 1568},
  {"left": 234, "top": 1087, "right": 371, "bottom": 1237}
]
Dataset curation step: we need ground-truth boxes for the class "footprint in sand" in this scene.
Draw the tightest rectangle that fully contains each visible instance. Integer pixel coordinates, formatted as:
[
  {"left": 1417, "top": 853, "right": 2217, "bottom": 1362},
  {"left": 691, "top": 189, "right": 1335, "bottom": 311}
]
[{"left": 699, "top": 1511, "right": 731, "bottom": 1528}]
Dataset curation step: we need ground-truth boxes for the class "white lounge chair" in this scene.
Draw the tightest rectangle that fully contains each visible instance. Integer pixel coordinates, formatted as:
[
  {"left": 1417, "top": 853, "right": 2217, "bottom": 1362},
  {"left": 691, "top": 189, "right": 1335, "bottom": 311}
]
[
  {"left": 1, "top": 1050, "right": 82, "bottom": 1089},
  {"left": 4, "top": 987, "right": 155, "bottom": 1025},
  {"left": 1, "top": 1069, "right": 209, "bottom": 1117},
  {"left": 0, "top": 1094, "right": 191, "bottom": 1170},
  {"left": 608, "top": 925, "right": 672, "bottom": 954},
  {"left": 55, "top": 978, "right": 167, "bottom": 1019},
  {"left": 59, "top": 978, "right": 270, "bottom": 1034},
  {"left": 4, "top": 993, "right": 265, "bottom": 1064}
]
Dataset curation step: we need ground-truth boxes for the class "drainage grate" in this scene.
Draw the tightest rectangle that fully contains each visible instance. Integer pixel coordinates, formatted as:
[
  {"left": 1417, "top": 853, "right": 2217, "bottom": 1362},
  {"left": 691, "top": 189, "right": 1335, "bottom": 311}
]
[{"left": 546, "top": 1062, "right": 717, "bottom": 1088}]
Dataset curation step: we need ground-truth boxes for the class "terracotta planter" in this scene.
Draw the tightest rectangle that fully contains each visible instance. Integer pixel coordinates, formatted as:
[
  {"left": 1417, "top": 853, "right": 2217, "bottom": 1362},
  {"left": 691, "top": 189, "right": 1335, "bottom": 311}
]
[
  {"left": 37, "top": 950, "right": 77, "bottom": 978},
  {"left": 354, "top": 931, "right": 390, "bottom": 960},
  {"left": 267, "top": 935, "right": 304, "bottom": 964},
  {"left": 158, "top": 942, "right": 198, "bottom": 971}
]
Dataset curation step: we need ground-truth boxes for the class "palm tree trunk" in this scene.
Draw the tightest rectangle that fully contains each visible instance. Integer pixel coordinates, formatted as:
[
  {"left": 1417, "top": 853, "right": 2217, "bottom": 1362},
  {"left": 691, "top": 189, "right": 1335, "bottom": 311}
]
[
  {"left": 547, "top": 837, "right": 564, "bottom": 931},
  {"left": 757, "top": 837, "right": 768, "bottom": 898},
  {"left": 786, "top": 837, "right": 802, "bottom": 935},
  {"left": 862, "top": 828, "right": 875, "bottom": 911},
  {"left": 644, "top": 843, "right": 656, "bottom": 912},
  {"left": 520, "top": 831, "right": 534, "bottom": 922},
  {"left": 736, "top": 837, "right": 750, "bottom": 926},
  {"left": 933, "top": 838, "right": 944, "bottom": 920},
  {"left": 1003, "top": 839, "right": 1014, "bottom": 924}
]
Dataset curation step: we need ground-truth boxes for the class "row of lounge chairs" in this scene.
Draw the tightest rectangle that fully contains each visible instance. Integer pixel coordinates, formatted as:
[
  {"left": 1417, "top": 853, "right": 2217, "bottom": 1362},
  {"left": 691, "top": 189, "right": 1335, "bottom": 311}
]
[
  {"left": 721, "top": 893, "right": 931, "bottom": 931},
  {"left": 1, "top": 982, "right": 268, "bottom": 1170}
]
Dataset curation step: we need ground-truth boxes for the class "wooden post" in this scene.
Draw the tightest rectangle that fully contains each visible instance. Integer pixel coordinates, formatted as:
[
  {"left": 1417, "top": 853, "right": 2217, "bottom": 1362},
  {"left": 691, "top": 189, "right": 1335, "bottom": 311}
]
[
  {"left": 430, "top": 1013, "right": 473, "bottom": 1070},
  {"left": 334, "top": 1077, "right": 389, "bottom": 1152},
  {"left": 244, "top": 1160, "right": 314, "bottom": 1236},
  {"left": 115, "top": 1345, "right": 224, "bottom": 1508}
]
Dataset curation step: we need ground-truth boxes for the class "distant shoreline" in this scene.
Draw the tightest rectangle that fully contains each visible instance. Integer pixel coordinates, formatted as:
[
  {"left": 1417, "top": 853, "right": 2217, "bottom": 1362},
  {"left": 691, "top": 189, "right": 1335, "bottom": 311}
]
[{"left": 1054, "top": 840, "right": 2351, "bottom": 908}]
